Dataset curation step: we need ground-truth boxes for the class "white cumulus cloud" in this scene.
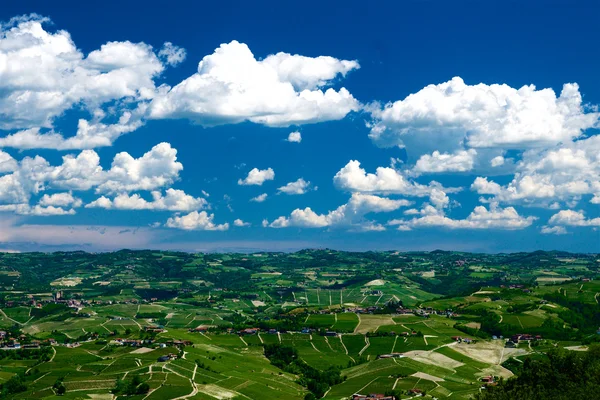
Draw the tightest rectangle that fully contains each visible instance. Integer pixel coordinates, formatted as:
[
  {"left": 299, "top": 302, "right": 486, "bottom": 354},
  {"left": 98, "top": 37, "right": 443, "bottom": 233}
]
[
  {"left": 389, "top": 203, "right": 536, "bottom": 231},
  {"left": 39, "top": 192, "right": 82, "bottom": 208},
  {"left": 250, "top": 193, "right": 268, "bottom": 203},
  {"left": 165, "top": 211, "right": 229, "bottom": 231},
  {"left": 158, "top": 42, "right": 186, "bottom": 66},
  {"left": 412, "top": 149, "right": 477, "bottom": 174},
  {"left": 0, "top": 15, "right": 181, "bottom": 149},
  {"left": 540, "top": 225, "right": 567, "bottom": 235},
  {"left": 238, "top": 168, "right": 275, "bottom": 186},
  {"left": 0, "top": 142, "right": 183, "bottom": 211},
  {"left": 0, "top": 203, "right": 75, "bottom": 216},
  {"left": 86, "top": 189, "right": 207, "bottom": 212},
  {"left": 471, "top": 135, "right": 600, "bottom": 207},
  {"left": 233, "top": 219, "right": 250, "bottom": 227},
  {"left": 266, "top": 193, "right": 412, "bottom": 231},
  {"left": 547, "top": 210, "right": 600, "bottom": 227},
  {"left": 333, "top": 160, "right": 455, "bottom": 196},
  {"left": 287, "top": 131, "right": 302, "bottom": 143},
  {"left": 277, "top": 178, "right": 312, "bottom": 195},
  {"left": 148, "top": 41, "right": 360, "bottom": 127},
  {"left": 368, "top": 77, "right": 598, "bottom": 151}
]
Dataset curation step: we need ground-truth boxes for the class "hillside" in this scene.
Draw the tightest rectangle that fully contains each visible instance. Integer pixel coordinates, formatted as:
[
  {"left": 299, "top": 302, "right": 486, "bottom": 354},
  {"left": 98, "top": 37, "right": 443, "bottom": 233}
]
[{"left": 0, "top": 250, "right": 598, "bottom": 399}]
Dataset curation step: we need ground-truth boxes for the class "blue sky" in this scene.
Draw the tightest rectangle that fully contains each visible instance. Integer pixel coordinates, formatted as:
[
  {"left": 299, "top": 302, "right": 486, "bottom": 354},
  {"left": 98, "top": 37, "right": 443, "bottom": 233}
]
[{"left": 0, "top": 0, "right": 598, "bottom": 253}]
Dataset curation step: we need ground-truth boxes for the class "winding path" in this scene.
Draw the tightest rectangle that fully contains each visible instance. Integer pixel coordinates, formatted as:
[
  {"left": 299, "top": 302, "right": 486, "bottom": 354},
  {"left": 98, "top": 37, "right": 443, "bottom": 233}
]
[{"left": 358, "top": 336, "right": 370, "bottom": 356}]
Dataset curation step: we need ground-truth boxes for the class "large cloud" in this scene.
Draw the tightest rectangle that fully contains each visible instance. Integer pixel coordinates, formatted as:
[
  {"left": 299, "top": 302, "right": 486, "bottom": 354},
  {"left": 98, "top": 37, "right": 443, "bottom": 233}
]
[
  {"left": 471, "top": 135, "right": 600, "bottom": 207},
  {"left": 333, "top": 160, "right": 456, "bottom": 196},
  {"left": 0, "top": 204, "right": 76, "bottom": 216},
  {"left": 148, "top": 41, "right": 360, "bottom": 127},
  {"left": 547, "top": 210, "right": 600, "bottom": 227},
  {"left": 368, "top": 77, "right": 598, "bottom": 152},
  {"left": 266, "top": 193, "right": 412, "bottom": 231},
  {"left": 0, "top": 142, "right": 183, "bottom": 207},
  {"left": 412, "top": 149, "right": 477, "bottom": 175},
  {"left": 0, "top": 107, "right": 146, "bottom": 150},
  {"left": 39, "top": 192, "right": 82, "bottom": 208},
  {"left": 0, "top": 15, "right": 179, "bottom": 149},
  {"left": 0, "top": 151, "right": 17, "bottom": 173},
  {"left": 389, "top": 203, "right": 536, "bottom": 231},
  {"left": 86, "top": 189, "right": 207, "bottom": 212},
  {"left": 165, "top": 211, "right": 229, "bottom": 231}
]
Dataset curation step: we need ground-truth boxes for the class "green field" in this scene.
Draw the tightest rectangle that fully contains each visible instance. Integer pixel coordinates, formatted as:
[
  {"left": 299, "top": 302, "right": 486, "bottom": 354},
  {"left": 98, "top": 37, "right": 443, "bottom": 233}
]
[{"left": 0, "top": 249, "right": 597, "bottom": 399}]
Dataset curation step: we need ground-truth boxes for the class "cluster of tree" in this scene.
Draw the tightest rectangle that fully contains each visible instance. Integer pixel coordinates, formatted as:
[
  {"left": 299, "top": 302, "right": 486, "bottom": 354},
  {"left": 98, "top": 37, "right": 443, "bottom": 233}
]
[
  {"left": 0, "top": 374, "right": 27, "bottom": 396},
  {"left": 222, "top": 312, "right": 247, "bottom": 325},
  {"left": 544, "top": 293, "right": 600, "bottom": 335},
  {"left": 374, "top": 300, "right": 404, "bottom": 315},
  {"left": 383, "top": 388, "right": 426, "bottom": 398},
  {"left": 409, "top": 270, "right": 503, "bottom": 297},
  {"left": 53, "top": 377, "right": 66, "bottom": 395},
  {"left": 476, "top": 345, "right": 600, "bottom": 400},
  {"left": 460, "top": 309, "right": 576, "bottom": 340},
  {"left": 134, "top": 288, "right": 178, "bottom": 301},
  {"left": 30, "top": 303, "right": 69, "bottom": 318},
  {"left": 327, "top": 275, "right": 375, "bottom": 289},
  {"left": 346, "top": 356, "right": 368, "bottom": 368},
  {"left": 263, "top": 343, "right": 344, "bottom": 399},
  {"left": 134, "top": 312, "right": 166, "bottom": 319},
  {"left": 208, "top": 270, "right": 253, "bottom": 291},
  {"left": 111, "top": 375, "right": 150, "bottom": 396},
  {"left": 0, "top": 347, "right": 53, "bottom": 362},
  {"left": 506, "top": 303, "right": 537, "bottom": 313}
]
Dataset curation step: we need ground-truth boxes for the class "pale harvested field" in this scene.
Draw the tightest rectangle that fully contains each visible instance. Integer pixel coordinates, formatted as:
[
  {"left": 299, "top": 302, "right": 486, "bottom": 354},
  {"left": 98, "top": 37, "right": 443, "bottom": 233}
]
[
  {"left": 130, "top": 347, "right": 154, "bottom": 354},
  {"left": 565, "top": 345, "right": 588, "bottom": 351},
  {"left": 87, "top": 395, "right": 114, "bottom": 400},
  {"left": 197, "top": 384, "right": 241, "bottom": 399},
  {"left": 51, "top": 277, "right": 82, "bottom": 287},
  {"left": 404, "top": 349, "right": 464, "bottom": 370},
  {"left": 479, "top": 364, "right": 514, "bottom": 379},
  {"left": 355, "top": 314, "right": 395, "bottom": 334},
  {"left": 365, "top": 279, "right": 386, "bottom": 286},
  {"left": 412, "top": 371, "right": 444, "bottom": 382},
  {"left": 452, "top": 341, "right": 528, "bottom": 365},
  {"left": 536, "top": 277, "right": 570, "bottom": 283}
]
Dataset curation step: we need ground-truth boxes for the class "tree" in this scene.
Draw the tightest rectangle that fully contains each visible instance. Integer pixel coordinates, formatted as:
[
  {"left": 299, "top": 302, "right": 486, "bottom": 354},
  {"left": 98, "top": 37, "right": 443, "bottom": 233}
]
[
  {"left": 1, "top": 375, "right": 27, "bottom": 396},
  {"left": 476, "top": 344, "right": 600, "bottom": 400},
  {"left": 56, "top": 383, "right": 66, "bottom": 395},
  {"left": 137, "top": 382, "right": 150, "bottom": 394}
]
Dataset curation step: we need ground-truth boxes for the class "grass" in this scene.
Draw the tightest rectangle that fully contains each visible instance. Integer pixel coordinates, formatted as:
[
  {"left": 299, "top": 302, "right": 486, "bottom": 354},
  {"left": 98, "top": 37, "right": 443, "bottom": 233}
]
[
  {"left": 306, "top": 314, "right": 336, "bottom": 328},
  {"left": 331, "top": 312, "right": 359, "bottom": 331},
  {"left": 3, "top": 306, "right": 31, "bottom": 323}
]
